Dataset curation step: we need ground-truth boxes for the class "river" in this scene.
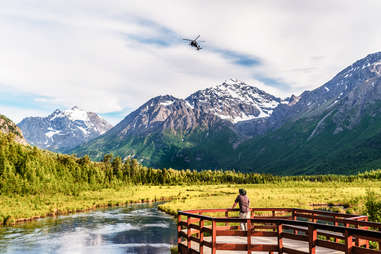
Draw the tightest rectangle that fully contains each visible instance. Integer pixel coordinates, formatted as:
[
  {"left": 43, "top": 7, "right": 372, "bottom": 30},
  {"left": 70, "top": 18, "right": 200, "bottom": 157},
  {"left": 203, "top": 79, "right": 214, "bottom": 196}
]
[{"left": 0, "top": 203, "right": 177, "bottom": 254}]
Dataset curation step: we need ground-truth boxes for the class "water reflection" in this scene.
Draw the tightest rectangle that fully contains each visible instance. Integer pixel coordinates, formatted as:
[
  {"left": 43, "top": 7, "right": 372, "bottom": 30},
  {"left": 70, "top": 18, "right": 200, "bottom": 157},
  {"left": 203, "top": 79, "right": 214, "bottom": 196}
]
[{"left": 0, "top": 203, "right": 177, "bottom": 254}]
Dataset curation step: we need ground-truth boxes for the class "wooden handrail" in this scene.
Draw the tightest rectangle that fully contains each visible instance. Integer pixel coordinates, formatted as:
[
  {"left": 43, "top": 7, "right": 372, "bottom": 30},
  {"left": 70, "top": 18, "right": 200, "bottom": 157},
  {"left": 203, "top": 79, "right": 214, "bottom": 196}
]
[{"left": 178, "top": 208, "right": 381, "bottom": 254}]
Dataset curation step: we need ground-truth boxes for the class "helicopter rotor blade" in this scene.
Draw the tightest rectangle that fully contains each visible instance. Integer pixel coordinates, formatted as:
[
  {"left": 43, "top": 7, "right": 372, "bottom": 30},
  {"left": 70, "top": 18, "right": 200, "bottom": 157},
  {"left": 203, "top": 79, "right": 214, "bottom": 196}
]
[
  {"left": 182, "top": 39, "right": 193, "bottom": 41},
  {"left": 198, "top": 40, "right": 206, "bottom": 42},
  {"left": 194, "top": 35, "right": 200, "bottom": 41}
]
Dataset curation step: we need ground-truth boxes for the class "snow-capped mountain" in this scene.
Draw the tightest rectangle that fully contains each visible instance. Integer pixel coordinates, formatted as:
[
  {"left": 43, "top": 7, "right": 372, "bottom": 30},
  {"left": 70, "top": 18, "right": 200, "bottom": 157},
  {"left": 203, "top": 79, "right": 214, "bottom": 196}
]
[
  {"left": 18, "top": 106, "right": 112, "bottom": 152},
  {"left": 186, "top": 79, "right": 284, "bottom": 123}
]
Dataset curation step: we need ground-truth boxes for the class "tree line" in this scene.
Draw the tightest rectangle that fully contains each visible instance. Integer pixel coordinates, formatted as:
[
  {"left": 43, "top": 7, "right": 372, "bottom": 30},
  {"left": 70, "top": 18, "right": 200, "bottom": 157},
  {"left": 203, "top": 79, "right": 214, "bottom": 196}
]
[{"left": 1, "top": 132, "right": 381, "bottom": 196}]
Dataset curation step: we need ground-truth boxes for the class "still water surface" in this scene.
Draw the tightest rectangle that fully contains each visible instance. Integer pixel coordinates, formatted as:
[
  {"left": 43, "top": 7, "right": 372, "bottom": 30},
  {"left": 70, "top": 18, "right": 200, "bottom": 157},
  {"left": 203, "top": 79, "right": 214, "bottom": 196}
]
[{"left": 0, "top": 203, "right": 177, "bottom": 254}]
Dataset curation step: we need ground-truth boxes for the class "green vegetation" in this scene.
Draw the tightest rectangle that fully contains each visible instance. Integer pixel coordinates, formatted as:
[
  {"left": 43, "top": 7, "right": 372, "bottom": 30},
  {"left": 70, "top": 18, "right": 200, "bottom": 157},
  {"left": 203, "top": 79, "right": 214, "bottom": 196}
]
[
  {"left": 1, "top": 132, "right": 381, "bottom": 225},
  {"left": 170, "top": 245, "right": 179, "bottom": 254},
  {"left": 365, "top": 191, "right": 381, "bottom": 222}
]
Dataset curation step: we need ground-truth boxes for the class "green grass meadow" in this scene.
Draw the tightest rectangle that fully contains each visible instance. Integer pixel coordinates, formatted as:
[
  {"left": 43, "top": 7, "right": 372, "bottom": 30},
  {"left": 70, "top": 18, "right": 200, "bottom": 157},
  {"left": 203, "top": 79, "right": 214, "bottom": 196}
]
[
  {"left": 159, "top": 181, "right": 381, "bottom": 216},
  {"left": 2, "top": 180, "right": 381, "bottom": 226}
]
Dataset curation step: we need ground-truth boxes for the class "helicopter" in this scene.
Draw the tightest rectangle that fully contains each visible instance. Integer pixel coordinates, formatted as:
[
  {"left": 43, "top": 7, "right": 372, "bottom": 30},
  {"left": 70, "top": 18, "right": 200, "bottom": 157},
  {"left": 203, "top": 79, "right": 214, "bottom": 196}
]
[{"left": 182, "top": 35, "right": 205, "bottom": 50}]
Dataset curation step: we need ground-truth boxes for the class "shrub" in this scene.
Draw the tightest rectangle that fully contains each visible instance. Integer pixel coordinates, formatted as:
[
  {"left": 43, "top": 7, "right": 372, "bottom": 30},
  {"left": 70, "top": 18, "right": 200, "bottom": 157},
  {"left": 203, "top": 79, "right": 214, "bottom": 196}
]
[{"left": 365, "top": 191, "right": 381, "bottom": 222}]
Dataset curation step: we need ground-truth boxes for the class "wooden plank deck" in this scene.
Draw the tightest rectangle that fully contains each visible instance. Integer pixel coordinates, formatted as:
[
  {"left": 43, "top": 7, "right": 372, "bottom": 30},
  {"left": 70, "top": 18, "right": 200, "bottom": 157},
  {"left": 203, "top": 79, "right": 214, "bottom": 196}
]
[
  {"left": 185, "top": 236, "right": 343, "bottom": 253},
  {"left": 178, "top": 208, "right": 381, "bottom": 254}
]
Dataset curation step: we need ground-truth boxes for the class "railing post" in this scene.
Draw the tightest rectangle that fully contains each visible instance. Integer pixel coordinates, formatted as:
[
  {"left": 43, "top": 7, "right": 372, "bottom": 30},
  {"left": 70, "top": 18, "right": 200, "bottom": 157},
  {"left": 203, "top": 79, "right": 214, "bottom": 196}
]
[
  {"left": 199, "top": 218, "right": 204, "bottom": 254},
  {"left": 292, "top": 209, "right": 296, "bottom": 221},
  {"left": 292, "top": 210, "right": 298, "bottom": 235},
  {"left": 345, "top": 229, "right": 353, "bottom": 254},
  {"left": 308, "top": 224, "right": 317, "bottom": 254},
  {"left": 334, "top": 216, "right": 339, "bottom": 243},
  {"left": 277, "top": 223, "right": 283, "bottom": 254},
  {"left": 177, "top": 214, "right": 182, "bottom": 246},
  {"left": 212, "top": 220, "right": 216, "bottom": 254},
  {"left": 247, "top": 218, "right": 252, "bottom": 254},
  {"left": 312, "top": 213, "right": 317, "bottom": 223},
  {"left": 187, "top": 216, "right": 191, "bottom": 251},
  {"left": 355, "top": 222, "right": 360, "bottom": 246},
  {"left": 225, "top": 210, "right": 229, "bottom": 227},
  {"left": 364, "top": 217, "right": 369, "bottom": 249}
]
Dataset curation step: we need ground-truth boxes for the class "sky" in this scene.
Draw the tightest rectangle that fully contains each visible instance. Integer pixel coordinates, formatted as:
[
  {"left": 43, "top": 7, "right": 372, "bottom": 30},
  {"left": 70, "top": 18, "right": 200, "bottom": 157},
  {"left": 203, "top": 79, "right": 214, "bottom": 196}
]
[{"left": 1, "top": 1, "right": 381, "bottom": 125}]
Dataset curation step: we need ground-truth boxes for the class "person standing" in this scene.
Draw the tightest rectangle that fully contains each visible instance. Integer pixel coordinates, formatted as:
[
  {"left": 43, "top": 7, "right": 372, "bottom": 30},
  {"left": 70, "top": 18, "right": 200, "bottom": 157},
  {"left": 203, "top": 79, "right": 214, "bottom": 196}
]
[{"left": 232, "top": 188, "right": 250, "bottom": 231}]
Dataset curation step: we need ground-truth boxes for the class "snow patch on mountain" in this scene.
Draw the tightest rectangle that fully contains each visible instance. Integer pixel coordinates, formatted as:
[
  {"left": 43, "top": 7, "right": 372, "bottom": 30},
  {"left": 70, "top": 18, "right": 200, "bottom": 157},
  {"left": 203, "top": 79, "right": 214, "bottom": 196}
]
[
  {"left": 45, "top": 129, "right": 61, "bottom": 139},
  {"left": 160, "top": 100, "right": 175, "bottom": 106},
  {"left": 49, "top": 106, "right": 90, "bottom": 122}
]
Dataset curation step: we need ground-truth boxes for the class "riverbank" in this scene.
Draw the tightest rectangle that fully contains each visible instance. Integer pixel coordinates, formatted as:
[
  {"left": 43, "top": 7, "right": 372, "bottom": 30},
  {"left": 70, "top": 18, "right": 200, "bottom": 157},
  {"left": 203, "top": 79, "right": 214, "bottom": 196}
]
[
  {"left": 0, "top": 185, "right": 214, "bottom": 226},
  {"left": 2, "top": 181, "right": 381, "bottom": 226}
]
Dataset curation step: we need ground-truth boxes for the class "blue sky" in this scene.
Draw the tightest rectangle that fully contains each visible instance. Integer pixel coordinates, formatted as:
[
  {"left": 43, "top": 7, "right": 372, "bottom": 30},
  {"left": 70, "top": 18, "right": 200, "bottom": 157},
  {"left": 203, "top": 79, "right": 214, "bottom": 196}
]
[{"left": 1, "top": 1, "right": 381, "bottom": 125}]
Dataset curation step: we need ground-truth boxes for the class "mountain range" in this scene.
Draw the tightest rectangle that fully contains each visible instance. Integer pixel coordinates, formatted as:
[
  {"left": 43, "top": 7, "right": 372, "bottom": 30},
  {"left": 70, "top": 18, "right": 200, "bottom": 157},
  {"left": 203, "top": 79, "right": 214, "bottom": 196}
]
[{"left": 17, "top": 52, "right": 381, "bottom": 175}]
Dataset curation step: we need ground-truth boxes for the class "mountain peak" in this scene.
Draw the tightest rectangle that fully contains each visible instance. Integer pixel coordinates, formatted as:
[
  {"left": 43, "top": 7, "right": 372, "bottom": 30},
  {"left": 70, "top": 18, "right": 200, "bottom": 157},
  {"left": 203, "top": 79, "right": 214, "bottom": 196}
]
[
  {"left": 221, "top": 78, "right": 242, "bottom": 85},
  {"left": 71, "top": 106, "right": 81, "bottom": 111},
  {"left": 365, "top": 51, "right": 381, "bottom": 60},
  {"left": 217, "top": 78, "right": 256, "bottom": 89},
  {"left": 48, "top": 107, "right": 88, "bottom": 122},
  {"left": 334, "top": 52, "right": 381, "bottom": 80},
  {"left": 353, "top": 51, "right": 381, "bottom": 70},
  {"left": 63, "top": 107, "right": 89, "bottom": 122},
  {"left": 186, "top": 80, "right": 281, "bottom": 123}
]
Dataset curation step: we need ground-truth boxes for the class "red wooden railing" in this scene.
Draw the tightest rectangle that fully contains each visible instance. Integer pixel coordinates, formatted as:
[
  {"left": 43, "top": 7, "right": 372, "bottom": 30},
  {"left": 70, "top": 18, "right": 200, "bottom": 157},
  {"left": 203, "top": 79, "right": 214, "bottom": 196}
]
[{"left": 177, "top": 208, "right": 381, "bottom": 254}]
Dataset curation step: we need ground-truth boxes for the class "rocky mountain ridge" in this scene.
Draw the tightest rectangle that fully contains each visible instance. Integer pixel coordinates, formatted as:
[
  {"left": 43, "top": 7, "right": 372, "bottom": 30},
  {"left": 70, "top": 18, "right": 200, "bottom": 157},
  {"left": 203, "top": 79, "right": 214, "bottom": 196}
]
[{"left": 0, "top": 114, "right": 28, "bottom": 145}]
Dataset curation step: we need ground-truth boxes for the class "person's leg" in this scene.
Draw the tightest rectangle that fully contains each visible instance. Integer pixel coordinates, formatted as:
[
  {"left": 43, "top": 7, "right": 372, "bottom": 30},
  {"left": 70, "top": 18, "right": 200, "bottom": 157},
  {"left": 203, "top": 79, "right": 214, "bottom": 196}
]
[
  {"left": 239, "top": 212, "right": 247, "bottom": 231},
  {"left": 245, "top": 212, "right": 250, "bottom": 231}
]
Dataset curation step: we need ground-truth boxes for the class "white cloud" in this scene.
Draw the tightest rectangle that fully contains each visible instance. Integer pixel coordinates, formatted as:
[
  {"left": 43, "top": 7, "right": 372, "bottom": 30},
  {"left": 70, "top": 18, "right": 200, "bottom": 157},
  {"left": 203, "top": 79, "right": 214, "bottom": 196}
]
[{"left": 1, "top": 0, "right": 381, "bottom": 123}]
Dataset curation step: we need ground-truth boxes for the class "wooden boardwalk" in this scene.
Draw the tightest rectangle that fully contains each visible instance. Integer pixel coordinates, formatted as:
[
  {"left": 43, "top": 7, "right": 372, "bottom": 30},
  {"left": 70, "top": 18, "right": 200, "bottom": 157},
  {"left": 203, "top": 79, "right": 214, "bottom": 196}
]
[
  {"left": 177, "top": 208, "right": 381, "bottom": 254},
  {"left": 186, "top": 236, "right": 343, "bottom": 253}
]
